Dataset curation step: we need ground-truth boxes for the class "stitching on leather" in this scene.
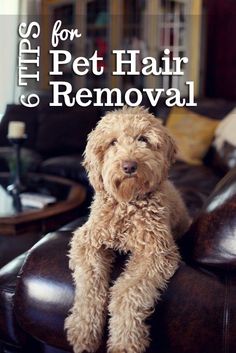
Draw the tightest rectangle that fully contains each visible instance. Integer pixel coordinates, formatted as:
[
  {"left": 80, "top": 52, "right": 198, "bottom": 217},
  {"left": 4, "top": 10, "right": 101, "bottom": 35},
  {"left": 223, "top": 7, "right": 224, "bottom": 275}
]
[{"left": 223, "top": 275, "right": 230, "bottom": 353}]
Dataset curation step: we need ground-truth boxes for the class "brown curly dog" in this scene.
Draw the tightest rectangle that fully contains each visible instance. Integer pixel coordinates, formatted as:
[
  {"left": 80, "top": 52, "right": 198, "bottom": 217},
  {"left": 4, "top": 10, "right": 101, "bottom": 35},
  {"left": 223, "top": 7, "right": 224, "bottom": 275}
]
[{"left": 65, "top": 106, "right": 190, "bottom": 353}]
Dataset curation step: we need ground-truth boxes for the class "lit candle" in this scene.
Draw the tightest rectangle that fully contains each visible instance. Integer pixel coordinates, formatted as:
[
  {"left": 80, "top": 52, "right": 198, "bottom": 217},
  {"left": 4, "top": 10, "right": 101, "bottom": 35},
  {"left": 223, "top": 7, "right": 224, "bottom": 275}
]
[{"left": 8, "top": 121, "right": 26, "bottom": 138}]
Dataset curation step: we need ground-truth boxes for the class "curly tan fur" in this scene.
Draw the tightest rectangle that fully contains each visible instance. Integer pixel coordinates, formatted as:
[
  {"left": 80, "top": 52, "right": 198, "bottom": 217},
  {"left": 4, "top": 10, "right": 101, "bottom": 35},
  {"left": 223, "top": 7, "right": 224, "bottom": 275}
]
[{"left": 65, "top": 106, "right": 190, "bottom": 353}]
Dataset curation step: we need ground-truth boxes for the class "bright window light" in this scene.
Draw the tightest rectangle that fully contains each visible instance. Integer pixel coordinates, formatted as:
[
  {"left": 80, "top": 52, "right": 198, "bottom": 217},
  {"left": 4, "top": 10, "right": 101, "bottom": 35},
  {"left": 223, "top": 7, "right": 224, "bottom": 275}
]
[{"left": 0, "top": 1, "right": 19, "bottom": 15}]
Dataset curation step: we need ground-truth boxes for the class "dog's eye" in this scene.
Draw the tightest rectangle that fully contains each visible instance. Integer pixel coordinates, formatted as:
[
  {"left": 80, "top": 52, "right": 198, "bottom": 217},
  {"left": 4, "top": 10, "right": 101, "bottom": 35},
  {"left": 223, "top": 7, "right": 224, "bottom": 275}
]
[
  {"left": 110, "top": 139, "right": 117, "bottom": 146},
  {"left": 137, "top": 135, "right": 148, "bottom": 143}
]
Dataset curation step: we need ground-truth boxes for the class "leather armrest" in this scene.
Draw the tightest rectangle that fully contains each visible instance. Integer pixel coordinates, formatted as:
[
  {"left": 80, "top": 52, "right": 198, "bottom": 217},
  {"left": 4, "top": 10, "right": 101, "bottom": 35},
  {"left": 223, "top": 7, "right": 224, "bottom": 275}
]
[
  {"left": 180, "top": 167, "right": 236, "bottom": 270},
  {"left": 0, "top": 253, "right": 29, "bottom": 346},
  {"left": 14, "top": 230, "right": 74, "bottom": 351},
  {"left": 59, "top": 216, "right": 88, "bottom": 231},
  {"left": 13, "top": 222, "right": 127, "bottom": 351}
]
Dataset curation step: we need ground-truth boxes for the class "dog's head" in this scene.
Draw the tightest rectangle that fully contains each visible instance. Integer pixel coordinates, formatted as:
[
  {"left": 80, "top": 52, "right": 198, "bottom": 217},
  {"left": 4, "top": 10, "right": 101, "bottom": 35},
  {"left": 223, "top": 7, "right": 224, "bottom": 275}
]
[{"left": 83, "top": 106, "right": 177, "bottom": 202}]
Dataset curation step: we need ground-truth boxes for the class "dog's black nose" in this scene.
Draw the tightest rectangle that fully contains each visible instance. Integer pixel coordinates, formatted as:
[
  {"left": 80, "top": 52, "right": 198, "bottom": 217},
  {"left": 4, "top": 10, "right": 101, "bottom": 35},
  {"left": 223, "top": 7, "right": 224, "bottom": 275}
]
[{"left": 122, "top": 160, "right": 137, "bottom": 175}]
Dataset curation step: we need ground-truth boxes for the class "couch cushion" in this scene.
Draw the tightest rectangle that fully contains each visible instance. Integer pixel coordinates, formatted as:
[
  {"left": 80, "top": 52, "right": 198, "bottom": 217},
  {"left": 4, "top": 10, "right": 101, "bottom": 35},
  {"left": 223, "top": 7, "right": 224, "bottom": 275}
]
[
  {"left": 36, "top": 107, "right": 100, "bottom": 158},
  {"left": 0, "top": 105, "right": 38, "bottom": 150}
]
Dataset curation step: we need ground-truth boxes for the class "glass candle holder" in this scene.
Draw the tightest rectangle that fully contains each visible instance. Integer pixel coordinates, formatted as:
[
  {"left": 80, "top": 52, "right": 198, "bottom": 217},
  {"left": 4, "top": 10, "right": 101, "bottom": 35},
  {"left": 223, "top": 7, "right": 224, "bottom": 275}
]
[{"left": 7, "top": 135, "right": 27, "bottom": 197}]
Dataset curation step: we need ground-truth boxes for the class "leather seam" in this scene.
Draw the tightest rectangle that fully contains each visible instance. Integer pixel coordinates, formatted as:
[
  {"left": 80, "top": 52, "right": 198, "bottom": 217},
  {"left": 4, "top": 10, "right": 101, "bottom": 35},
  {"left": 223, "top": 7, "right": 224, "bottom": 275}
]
[{"left": 223, "top": 275, "right": 230, "bottom": 353}]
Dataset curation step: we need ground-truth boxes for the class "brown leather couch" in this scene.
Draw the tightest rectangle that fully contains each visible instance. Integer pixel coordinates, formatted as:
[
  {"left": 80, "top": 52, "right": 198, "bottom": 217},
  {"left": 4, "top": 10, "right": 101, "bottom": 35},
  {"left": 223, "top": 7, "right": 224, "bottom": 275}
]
[
  {"left": 0, "top": 166, "right": 236, "bottom": 353},
  {"left": 0, "top": 97, "right": 236, "bottom": 353}
]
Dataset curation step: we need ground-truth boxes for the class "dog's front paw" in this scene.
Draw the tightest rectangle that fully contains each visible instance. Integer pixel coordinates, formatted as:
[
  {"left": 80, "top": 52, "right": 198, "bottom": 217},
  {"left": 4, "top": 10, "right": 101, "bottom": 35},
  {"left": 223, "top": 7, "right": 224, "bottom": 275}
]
[
  {"left": 65, "top": 312, "right": 101, "bottom": 353},
  {"left": 107, "top": 322, "right": 149, "bottom": 353},
  {"left": 108, "top": 347, "right": 143, "bottom": 353}
]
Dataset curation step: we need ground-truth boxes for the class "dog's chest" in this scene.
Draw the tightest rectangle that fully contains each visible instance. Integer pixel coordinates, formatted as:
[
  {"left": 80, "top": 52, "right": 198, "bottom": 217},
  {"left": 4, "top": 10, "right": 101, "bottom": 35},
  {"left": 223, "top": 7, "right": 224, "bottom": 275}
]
[
  {"left": 102, "top": 200, "right": 166, "bottom": 252},
  {"left": 108, "top": 204, "right": 136, "bottom": 251}
]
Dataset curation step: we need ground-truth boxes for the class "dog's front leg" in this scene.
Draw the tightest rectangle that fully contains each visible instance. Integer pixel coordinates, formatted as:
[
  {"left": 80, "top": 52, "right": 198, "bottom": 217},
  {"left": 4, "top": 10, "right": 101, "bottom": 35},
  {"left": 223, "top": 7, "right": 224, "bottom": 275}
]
[
  {"left": 107, "top": 239, "right": 180, "bottom": 353},
  {"left": 65, "top": 224, "right": 114, "bottom": 353}
]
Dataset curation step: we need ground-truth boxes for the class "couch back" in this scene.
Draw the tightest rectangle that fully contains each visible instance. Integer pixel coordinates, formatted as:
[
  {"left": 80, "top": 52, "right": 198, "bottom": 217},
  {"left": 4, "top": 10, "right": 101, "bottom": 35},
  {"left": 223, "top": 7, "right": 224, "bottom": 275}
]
[{"left": 0, "top": 103, "right": 101, "bottom": 159}]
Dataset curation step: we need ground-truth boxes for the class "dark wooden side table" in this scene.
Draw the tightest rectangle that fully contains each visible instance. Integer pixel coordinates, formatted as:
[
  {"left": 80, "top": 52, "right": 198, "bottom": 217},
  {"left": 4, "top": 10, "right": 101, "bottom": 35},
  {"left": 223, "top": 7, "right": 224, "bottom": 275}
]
[{"left": 0, "top": 173, "right": 86, "bottom": 236}]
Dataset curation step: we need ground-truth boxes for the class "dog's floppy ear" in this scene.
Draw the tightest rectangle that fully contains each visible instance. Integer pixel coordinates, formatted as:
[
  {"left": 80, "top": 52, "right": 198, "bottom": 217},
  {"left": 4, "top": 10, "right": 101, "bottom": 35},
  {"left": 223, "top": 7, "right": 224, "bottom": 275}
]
[
  {"left": 82, "top": 130, "right": 104, "bottom": 192},
  {"left": 150, "top": 117, "right": 178, "bottom": 165},
  {"left": 163, "top": 127, "right": 178, "bottom": 165},
  {"left": 149, "top": 117, "right": 178, "bottom": 176}
]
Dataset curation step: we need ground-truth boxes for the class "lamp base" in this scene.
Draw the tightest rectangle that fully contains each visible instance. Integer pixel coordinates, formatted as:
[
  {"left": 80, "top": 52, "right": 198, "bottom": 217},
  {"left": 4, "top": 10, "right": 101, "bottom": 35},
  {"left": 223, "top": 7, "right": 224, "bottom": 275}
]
[
  {"left": 7, "top": 135, "right": 27, "bottom": 211},
  {"left": 7, "top": 185, "right": 23, "bottom": 212},
  {"left": 7, "top": 182, "right": 25, "bottom": 195}
]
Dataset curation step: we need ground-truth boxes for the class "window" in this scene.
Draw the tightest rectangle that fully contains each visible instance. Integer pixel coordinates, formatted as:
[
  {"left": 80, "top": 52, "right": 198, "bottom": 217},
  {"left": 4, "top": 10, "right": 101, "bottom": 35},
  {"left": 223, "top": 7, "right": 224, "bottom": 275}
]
[
  {"left": 159, "top": 0, "right": 189, "bottom": 93},
  {"left": 0, "top": 0, "right": 20, "bottom": 115}
]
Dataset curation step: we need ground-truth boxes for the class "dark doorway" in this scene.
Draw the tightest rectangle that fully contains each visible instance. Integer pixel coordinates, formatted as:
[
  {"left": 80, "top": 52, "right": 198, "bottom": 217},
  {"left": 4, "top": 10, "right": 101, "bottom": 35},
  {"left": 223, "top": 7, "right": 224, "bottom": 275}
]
[{"left": 205, "top": 0, "right": 236, "bottom": 100}]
